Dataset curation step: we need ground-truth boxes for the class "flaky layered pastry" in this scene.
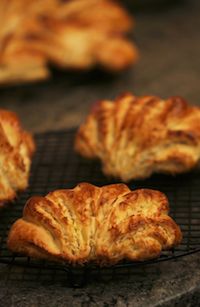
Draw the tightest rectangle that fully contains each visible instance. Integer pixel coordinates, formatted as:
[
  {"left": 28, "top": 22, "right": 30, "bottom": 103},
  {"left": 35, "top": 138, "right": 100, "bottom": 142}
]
[
  {"left": 8, "top": 183, "right": 182, "bottom": 265},
  {"left": 75, "top": 93, "right": 200, "bottom": 181},
  {"left": 0, "top": 109, "right": 35, "bottom": 205},
  {"left": 0, "top": 0, "right": 138, "bottom": 85}
]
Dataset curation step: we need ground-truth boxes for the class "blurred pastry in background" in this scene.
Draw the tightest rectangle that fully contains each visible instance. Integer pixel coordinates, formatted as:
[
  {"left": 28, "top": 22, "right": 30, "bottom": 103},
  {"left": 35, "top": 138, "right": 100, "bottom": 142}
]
[
  {"left": 75, "top": 93, "right": 200, "bottom": 181},
  {"left": 0, "top": 109, "right": 35, "bottom": 206},
  {"left": 0, "top": 0, "right": 138, "bottom": 85}
]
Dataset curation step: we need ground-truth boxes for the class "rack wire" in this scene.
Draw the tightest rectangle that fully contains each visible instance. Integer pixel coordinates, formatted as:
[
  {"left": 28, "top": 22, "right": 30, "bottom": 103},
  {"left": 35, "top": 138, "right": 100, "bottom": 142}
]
[{"left": 0, "top": 129, "right": 200, "bottom": 287}]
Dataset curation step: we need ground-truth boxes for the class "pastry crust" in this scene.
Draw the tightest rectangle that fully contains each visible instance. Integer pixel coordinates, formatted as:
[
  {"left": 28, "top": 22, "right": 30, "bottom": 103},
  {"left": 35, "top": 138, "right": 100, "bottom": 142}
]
[
  {"left": 0, "top": 109, "right": 35, "bottom": 205},
  {"left": 7, "top": 183, "right": 182, "bottom": 265},
  {"left": 75, "top": 93, "right": 200, "bottom": 181},
  {"left": 0, "top": 0, "right": 138, "bottom": 85}
]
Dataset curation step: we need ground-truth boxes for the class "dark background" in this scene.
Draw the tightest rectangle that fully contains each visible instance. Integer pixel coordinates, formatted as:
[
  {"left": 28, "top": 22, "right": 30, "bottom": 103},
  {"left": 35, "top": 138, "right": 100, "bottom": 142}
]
[
  {"left": 0, "top": 0, "right": 199, "bottom": 133},
  {"left": 0, "top": 1, "right": 200, "bottom": 306}
]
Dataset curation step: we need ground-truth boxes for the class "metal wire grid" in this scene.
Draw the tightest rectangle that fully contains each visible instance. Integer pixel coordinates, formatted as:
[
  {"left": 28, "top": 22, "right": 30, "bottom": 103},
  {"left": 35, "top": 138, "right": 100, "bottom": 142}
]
[{"left": 0, "top": 129, "right": 200, "bottom": 287}]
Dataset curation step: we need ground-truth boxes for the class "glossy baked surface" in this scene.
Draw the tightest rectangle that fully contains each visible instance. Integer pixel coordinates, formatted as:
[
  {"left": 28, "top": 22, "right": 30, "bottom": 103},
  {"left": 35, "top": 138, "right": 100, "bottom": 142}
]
[
  {"left": 75, "top": 93, "right": 200, "bottom": 181},
  {"left": 8, "top": 182, "right": 182, "bottom": 265},
  {"left": 0, "top": 109, "right": 35, "bottom": 205}
]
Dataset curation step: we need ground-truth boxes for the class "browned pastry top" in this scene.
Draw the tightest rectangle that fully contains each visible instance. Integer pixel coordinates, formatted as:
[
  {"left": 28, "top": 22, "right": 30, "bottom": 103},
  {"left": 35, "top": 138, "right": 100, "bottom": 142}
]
[
  {"left": 0, "top": 109, "right": 35, "bottom": 205},
  {"left": 0, "top": 0, "right": 138, "bottom": 85},
  {"left": 75, "top": 93, "right": 200, "bottom": 181},
  {"left": 7, "top": 183, "right": 182, "bottom": 265}
]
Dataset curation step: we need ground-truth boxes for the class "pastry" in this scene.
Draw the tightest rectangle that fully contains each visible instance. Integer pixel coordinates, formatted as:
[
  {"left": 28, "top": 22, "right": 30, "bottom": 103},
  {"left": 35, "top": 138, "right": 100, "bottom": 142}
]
[
  {"left": 7, "top": 183, "right": 182, "bottom": 265},
  {"left": 75, "top": 93, "right": 200, "bottom": 181},
  {"left": 0, "top": 109, "right": 35, "bottom": 205},
  {"left": 0, "top": 0, "right": 138, "bottom": 85}
]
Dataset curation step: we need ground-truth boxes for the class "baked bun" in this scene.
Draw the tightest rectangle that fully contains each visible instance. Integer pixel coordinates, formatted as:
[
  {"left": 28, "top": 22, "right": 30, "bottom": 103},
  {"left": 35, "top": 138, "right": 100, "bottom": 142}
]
[
  {"left": 7, "top": 183, "right": 182, "bottom": 265},
  {"left": 0, "top": 0, "right": 138, "bottom": 85},
  {"left": 75, "top": 93, "right": 200, "bottom": 181},
  {"left": 0, "top": 109, "right": 35, "bottom": 205}
]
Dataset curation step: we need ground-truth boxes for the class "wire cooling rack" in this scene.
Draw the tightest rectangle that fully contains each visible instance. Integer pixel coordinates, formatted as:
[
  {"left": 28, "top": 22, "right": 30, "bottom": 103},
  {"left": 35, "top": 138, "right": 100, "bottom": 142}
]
[{"left": 0, "top": 129, "right": 200, "bottom": 287}]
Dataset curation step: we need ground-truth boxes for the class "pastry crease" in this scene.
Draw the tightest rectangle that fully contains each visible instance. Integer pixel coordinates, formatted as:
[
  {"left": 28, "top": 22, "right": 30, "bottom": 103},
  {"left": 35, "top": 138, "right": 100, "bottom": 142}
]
[
  {"left": 75, "top": 93, "right": 200, "bottom": 181},
  {"left": 0, "top": 0, "right": 138, "bottom": 85},
  {"left": 8, "top": 183, "right": 182, "bottom": 265},
  {"left": 0, "top": 109, "right": 35, "bottom": 205}
]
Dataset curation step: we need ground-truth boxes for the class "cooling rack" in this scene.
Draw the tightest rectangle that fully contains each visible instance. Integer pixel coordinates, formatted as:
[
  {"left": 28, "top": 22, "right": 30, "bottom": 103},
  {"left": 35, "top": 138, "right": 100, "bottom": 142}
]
[{"left": 0, "top": 129, "right": 200, "bottom": 287}]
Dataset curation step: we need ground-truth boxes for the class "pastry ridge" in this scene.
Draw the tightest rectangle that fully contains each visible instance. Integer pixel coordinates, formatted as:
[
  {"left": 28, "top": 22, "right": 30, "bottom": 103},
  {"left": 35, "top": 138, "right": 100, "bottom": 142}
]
[
  {"left": 0, "top": 109, "right": 35, "bottom": 205},
  {"left": 75, "top": 93, "right": 200, "bottom": 181},
  {"left": 8, "top": 183, "right": 182, "bottom": 265},
  {"left": 0, "top": 0, "right": 138, "bottom": 85}
]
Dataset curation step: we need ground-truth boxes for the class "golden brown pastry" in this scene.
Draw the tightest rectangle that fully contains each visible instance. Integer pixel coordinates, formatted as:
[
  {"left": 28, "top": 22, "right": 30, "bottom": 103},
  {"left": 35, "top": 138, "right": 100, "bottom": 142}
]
[
  {"left": 75, "top": 93, "right": 200, "bottom": 181},
  {"left": 0, "top": 0, "right": 138, "bottom": 85},
  {"left": 7, "top": 183, "right": 182, "bottom": 265},
  {"left": 0, "top": 109, "right": 35, "bottom": 205}
]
